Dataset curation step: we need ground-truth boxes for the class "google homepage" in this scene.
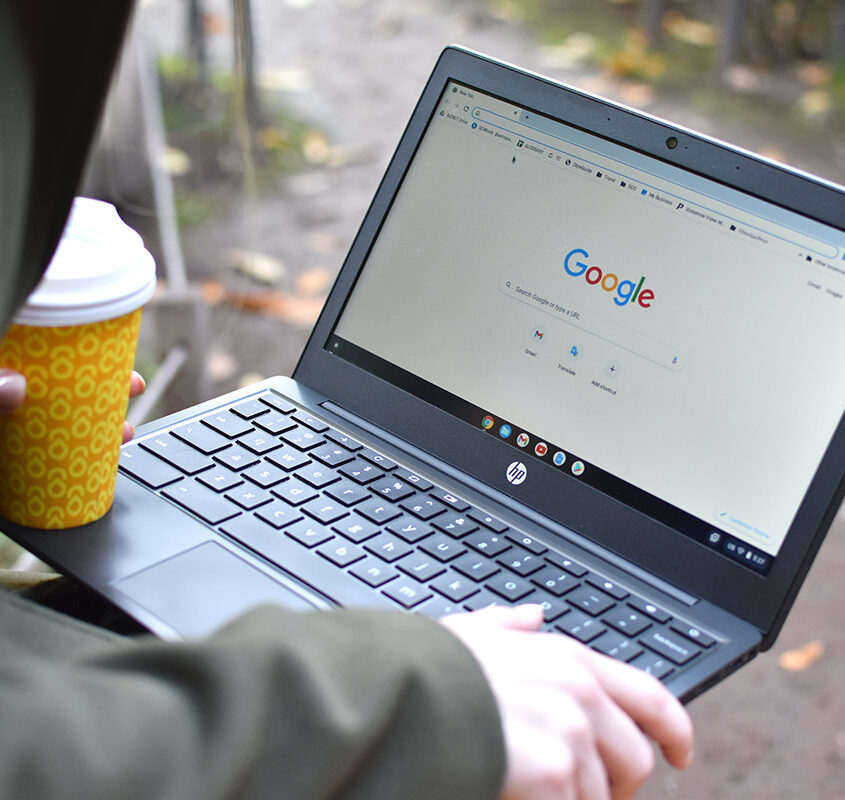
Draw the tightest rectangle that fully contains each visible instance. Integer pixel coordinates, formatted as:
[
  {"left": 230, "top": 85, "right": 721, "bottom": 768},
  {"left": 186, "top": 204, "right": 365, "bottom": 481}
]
[{"left": 334, "top": 82, "right": 845, "bottom": 560}]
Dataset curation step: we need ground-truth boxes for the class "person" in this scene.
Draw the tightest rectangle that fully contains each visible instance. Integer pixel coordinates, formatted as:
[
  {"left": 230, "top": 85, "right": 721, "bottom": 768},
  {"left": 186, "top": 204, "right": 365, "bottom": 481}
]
[{"left": 0, "top": 2, "right": 693, "bottom": 798}]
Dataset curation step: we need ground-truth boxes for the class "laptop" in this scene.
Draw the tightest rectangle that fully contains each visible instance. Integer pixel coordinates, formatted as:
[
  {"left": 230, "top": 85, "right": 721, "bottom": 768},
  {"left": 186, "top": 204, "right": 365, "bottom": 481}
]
[{"left": 4, "top": 46, "right": 845, "bottom": 703}]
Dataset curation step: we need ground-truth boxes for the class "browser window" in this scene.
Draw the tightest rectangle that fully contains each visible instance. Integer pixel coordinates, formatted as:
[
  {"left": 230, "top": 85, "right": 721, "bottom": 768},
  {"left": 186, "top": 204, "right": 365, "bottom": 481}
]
[{"left": 331, "top": 80, "right": 845, "bottom": 573}]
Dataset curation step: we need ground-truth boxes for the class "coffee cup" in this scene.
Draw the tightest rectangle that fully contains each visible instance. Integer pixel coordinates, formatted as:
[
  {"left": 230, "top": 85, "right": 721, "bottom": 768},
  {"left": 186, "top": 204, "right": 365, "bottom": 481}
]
[{"left": 0, "top": 197, "right": 156, "bottom": 528}]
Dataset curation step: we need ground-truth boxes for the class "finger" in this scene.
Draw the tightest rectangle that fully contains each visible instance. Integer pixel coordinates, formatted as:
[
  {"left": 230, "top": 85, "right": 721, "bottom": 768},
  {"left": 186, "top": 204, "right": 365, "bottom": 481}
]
[
  {"left": 443, "top": 604, "right": 544, "bottom": 633},
  {"left": 585, "top": 651, "right": 694, "bottom": 770},
  {"left": 0, "top": 369, "right": 26, "bottom": 414},
  {"left": 122, "top": 420, "right": 135, "bottom": 444},
  {"left": 129, "top": 370, "right": 146, "bottom": 399}
]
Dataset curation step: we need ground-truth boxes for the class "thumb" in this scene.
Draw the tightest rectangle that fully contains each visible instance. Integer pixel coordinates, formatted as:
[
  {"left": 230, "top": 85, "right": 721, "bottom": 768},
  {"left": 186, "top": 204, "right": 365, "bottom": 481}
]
[
  {"left": 0, "top": 369, "right": 26, "bottom": 414},
  {"left": 443, "top": 604, "right": 544, "bottom": 633}
]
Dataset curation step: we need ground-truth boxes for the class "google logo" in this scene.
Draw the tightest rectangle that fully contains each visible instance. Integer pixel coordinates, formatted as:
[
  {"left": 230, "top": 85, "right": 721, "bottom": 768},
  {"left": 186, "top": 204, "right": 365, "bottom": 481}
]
[{"left": 563, "top": 247, "right": 654, "bottom": 308}]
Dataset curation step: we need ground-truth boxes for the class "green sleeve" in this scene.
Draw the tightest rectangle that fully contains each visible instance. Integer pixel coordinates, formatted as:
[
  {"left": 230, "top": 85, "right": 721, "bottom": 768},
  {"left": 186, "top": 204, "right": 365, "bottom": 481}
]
[{"left": 0, "top": 594, "right": 505, "bottom": 799}]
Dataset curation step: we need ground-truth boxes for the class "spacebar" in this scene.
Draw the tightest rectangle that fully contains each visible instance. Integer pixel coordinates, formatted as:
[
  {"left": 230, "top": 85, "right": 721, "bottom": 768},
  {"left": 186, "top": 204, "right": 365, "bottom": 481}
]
[{"left": 219, "top": 515, "right": 393, "bottom": 610}]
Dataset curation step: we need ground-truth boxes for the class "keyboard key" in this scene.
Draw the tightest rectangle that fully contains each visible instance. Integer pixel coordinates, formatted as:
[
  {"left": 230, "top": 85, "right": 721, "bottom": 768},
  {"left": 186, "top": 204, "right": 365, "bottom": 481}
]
[
  {"left": 415, "top": 596, "right": 464, "bottom": 618},
  {"left": 452, "top": 552, "right": 499, "bottom": 582},
  {"left": 591, "top": 631, "right": 643, "bottom": 662},
  {"left": 504, "top": 531, "right": 548, "bottom": 555},
  {"left": 214, "top": 445, "right": 260, "bottom": 471},
  {"left": 359, "top": 448, "right": 398, "bottom": 471},
  {"left": 464, "top": 530, "right": 512, "bottom": 557},
  {"left": 530, "top": 565, "right": 579, "bottom": 597},
  {"left": 639, "top": 627, "right": 701, "bottom": 665},
  {"left": 255, "top": 500, "right": 303, "bottom": 529},
  {"left": 232, "top": 399, "right": 270, "bottom": 419},
  {"left": 467, "top": 509, "right": 509, "bottom": 533},
  {"left": 325, "top": 429, "right": 363, "bottom": 451},
  {"left": 280, "top": 426, "right": 325, "bottom": 451},
  {"left": 162, "top": 479, "right": 240, "bottom": 525},
  {"left": 311, "top": 444, "right": 355, "bottom": 468},
  {"left": 523, "top": 592, "right": 570, "bottom": 623},
  {"left": 266, "top": 447, "right": 311, "bottom": 472},
  {"left": 302, "top": 498, "right": 348, "bottom": 525},
  {"left": 350, "top": 558, "right": 399, "bottom": 588},
  {"left": 258, "top": 393, "right": 296, "bottom": 414},
  {"left": 431, "top": 572, "right": 480, "bottom": 603},
  {"left": 385, "top": 516, "right": 434, "bottom": 543},
  {"left": 497, "top": 549, "right": 544, "bottom": 577},
  {"left": 364, "top": 533, "right": 413, "bottom": 563},
  {"left": 383, "top": 578, "right": 432, "bottom": 609},
  {"left": 586, "top": 574, "right": 629, "bottom": 600},
  {"left": 545, "top": 553, "right": 589, "bottom": 577},
  {"left": 171, "top": 422, "right": 231, "bottom": 454},
  {"left": 285, "top": 519, "right": 334, "bottom": 548},
  {"left": 566, "top": 585, "right": 616, "bottom": 617},
  {"left": 430, "top": 489, "right": 470, "bottom": 511},
  {"left": 397, "top": 553, "right": 446, "bottom": 582},
  {"left": 317, "top": 540, "right": 366, "bottom": 568},
  {"left": 325, "top": 481, "right": 370, "bottom": 506},
  {"left": 669, "top": 621, "right": 717, "bottom": 648},
  {"left": 370, "top": 476, "right": 416, "bottom": 502},
  {"left": 241, "top": 462, "right": 288, "bottom": 489},
  {"left": 253, "top": 413, "right": 296, "bottom": 436},
  {"left": 556, "top": 610, "right": 607, "bottom": 643},
  {"left": 291, "top": 411, "right": 329, "bottom": 432},
  {"left": 627, "top": 597, "right": 672, "bottom": 624},
  {"left": 420, "top": 535, "right": 467, "bottom": 563},
  {"left": 201, "top": 410, "right": 254, "bottom": 439},
  {"left": 432, "top": 513, "right": 478, "bottom": 538},
  {"left": 225, "top": 484, "right": 274, "bottom": 510},
  {"left": 332, "top": 514, "right": 380, "bottom": 543},
  {"left": 295, "top": 464, "right": 340, "bottom": 489},
  {"left": 141, "top": 436, "right": 215, "bottom": 475},
  {"left": 356, "top": 497, "right": 402, "bottom": 525},
  {"left": 464, "top": 592, "right": 507, "bottom": 612},
  {"left": 237, "top": 431, "right": 283, "bottom": 455},
  {"left": 339, "top": 460, "right": 384, "bottom": 484},
  {"left": 394, "top": 469, "right": 433, "bottom": 491},
  {"left": 603, "top": 608, "right": 651, "bottom": 637},
  {"left": 399, "top": 494, "right": 447, "bottom": 520},
  {"left": 119, "top": 446, "right": 184, "bottom": 489},
  {"left": 629, "top": 651, "right": 675, "bottom": 680},
  {"left": 486, "top": 574, "right": 533, "bottom": 602},
  {"left": 271, "top": 477, "right": 318, "bottom": 506}
]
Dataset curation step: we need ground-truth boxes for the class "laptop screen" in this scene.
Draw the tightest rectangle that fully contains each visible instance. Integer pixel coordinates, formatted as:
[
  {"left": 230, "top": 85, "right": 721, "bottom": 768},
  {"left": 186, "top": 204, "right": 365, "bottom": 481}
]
[{"left": 328, "top": 79, "right": 845, "bottom": 576}]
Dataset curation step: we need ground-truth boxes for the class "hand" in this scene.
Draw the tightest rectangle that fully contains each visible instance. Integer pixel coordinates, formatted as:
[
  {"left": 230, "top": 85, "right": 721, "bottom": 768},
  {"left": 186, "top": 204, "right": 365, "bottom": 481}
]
[
  {"left": 442, "top": 605, "right": 693, "bottom": 800},
  {"left": 0, "top": 368, "right": 146, "bottom": 444},
  {"left": 0, "top": 368, "right": 26, "bottom": 414}
]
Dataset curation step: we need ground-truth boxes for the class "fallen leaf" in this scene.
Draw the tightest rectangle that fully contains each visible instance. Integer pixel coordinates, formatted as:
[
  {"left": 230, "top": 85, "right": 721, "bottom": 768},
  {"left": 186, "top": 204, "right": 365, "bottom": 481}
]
[
  {"left": 295, "top": 267, "right": 333, "bottom": 297},
  {"left": 778, "top": 640, "right": 825, "bottom": 672},
  {"left": 199, "top": 281, "right": 325, "bottom": 327},
  {"left": 225, "top": 249, "right": 287, "bottom": 285}
]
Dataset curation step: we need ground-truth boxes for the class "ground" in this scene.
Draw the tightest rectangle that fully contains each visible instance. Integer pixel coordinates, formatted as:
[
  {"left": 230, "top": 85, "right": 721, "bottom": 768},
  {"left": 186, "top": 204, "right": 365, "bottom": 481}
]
[{"left": 124, "top": 0, "right": 845, "bottom": 796}]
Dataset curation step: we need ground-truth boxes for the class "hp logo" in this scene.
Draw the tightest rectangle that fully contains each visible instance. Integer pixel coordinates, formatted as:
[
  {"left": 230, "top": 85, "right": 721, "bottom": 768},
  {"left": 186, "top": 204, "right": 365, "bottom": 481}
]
[{"left": 506, "top": 461, "right": 528, "bottom": 485}]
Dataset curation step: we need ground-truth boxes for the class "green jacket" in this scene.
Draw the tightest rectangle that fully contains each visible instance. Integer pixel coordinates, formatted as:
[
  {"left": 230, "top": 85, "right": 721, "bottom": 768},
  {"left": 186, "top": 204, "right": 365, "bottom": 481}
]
[{"left": 0, "top": 3, "right": 505, "bottom": 797}]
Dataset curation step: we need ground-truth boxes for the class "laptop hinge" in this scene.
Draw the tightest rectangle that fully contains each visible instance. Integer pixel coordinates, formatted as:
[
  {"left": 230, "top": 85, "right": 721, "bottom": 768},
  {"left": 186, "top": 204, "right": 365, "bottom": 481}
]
[{"left": 321, "top": 401, "right": 699, "bottom": 607}]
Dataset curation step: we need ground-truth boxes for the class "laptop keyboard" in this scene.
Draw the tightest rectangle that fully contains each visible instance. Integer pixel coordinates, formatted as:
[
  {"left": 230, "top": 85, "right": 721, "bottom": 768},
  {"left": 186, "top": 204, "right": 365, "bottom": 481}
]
[{"left": 119, "top": 389, "right": 716, "bottom": 683}]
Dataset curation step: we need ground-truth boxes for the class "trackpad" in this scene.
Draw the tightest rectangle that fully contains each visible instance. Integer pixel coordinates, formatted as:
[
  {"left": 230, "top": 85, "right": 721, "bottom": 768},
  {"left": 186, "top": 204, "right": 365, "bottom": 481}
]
[{"left": 114, "top": 542, "right": 320, "bottom": 638}]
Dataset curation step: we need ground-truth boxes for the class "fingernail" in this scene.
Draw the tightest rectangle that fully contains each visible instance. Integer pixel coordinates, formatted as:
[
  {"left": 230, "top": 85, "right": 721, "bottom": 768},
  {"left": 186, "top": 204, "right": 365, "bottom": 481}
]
[{"left": 0, "top": 370, "right": 26, "bottom": 413}]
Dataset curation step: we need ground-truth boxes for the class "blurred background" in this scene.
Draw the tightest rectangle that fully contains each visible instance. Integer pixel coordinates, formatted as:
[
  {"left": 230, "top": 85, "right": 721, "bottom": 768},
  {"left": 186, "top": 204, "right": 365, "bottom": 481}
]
[
  {"left": 81, "top": 0, "right": 845, "bottom": 420},
  {"left": 13, "top": 1, "right": 845, "bottom": 796}
]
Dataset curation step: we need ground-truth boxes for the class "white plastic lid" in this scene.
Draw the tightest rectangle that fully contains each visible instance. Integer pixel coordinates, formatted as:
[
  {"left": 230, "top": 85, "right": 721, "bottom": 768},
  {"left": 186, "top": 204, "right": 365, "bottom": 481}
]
[{"left": 14, "top": 197, "right": 157, "bottom": 326}]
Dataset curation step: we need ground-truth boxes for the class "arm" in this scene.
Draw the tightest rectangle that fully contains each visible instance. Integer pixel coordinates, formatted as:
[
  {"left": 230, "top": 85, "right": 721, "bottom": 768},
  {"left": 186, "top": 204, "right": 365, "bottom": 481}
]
[{"left": 0, "top": 597, "right": 505, "bottom": 800}]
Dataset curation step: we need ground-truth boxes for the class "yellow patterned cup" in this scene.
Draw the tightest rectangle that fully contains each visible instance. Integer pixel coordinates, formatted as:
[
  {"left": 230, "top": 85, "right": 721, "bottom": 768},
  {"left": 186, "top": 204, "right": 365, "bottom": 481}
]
[{"left": 0, "top": 198, "right": 156, "bottom": 528}]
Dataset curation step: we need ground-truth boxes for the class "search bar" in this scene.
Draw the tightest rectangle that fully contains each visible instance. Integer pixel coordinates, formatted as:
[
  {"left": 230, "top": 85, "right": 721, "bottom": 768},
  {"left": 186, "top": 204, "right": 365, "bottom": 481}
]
[{"left": 500, "top": 279, "right": 685, "bottom": 371}]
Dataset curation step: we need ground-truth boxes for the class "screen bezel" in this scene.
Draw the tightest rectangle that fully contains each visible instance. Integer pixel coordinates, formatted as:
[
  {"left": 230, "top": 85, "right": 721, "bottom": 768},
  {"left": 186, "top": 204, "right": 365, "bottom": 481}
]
[{"left": 293, "top": 45, "right": 845, "bottom": 641}]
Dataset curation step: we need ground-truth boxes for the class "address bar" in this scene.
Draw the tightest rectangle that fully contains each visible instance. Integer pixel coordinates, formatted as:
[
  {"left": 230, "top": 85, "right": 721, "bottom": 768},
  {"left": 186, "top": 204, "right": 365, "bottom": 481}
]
[{"left": 499, "top": 279, "right": 685, "bottom": 371}]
